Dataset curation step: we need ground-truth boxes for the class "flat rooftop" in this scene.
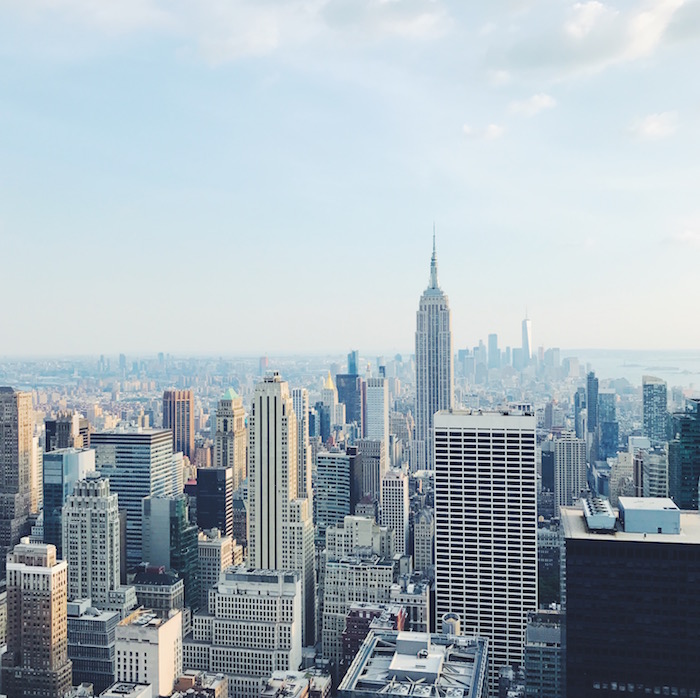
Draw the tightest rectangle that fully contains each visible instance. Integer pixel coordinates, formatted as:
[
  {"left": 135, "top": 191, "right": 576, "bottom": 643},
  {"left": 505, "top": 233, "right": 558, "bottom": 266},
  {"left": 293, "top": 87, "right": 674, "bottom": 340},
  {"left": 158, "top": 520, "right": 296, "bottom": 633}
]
[
  {"left": 338, "top": 630, "right": 488, "bottom": 698},
  {"left": 561, "top": 506, "right": 700, "bottom": 544},
  {"left": 618, "top": 496, "right": 678, "bottom": 511}
]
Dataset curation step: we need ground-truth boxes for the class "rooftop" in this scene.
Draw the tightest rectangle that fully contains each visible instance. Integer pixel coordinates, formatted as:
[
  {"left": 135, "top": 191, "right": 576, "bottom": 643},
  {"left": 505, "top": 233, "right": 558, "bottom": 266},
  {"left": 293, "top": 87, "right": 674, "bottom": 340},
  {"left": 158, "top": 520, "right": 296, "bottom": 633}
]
[
  {"left": 561, "top": 506, "right": 700, "bottom": 544},
  {"left": 338, "top": 630, "right": 488, "bottom": 698}
]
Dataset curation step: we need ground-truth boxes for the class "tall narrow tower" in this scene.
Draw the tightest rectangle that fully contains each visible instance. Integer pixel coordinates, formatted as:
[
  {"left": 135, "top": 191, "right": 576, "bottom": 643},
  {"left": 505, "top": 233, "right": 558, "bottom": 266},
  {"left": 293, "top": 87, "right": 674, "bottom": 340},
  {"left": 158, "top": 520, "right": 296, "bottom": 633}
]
[
  {"left": 214, "top": 389, "right": 247, "bottom": 491},
  {"left": 163, "top": 388, "right": 195, "bottom": 460},
  {"left": 414, "top": 234, "right": 453, "bottom": 469},
  {"left": 521, "top": 315, "right": 533, "bottom": 366},
  {"left": 248, "top": 372, "right": 315, "bottom": 646},
  {"left": 2, "top": 539, "right": 73, "bottom": 698},
  {"left": 0, "top": 387, "right": 33, "bottom": 577}
]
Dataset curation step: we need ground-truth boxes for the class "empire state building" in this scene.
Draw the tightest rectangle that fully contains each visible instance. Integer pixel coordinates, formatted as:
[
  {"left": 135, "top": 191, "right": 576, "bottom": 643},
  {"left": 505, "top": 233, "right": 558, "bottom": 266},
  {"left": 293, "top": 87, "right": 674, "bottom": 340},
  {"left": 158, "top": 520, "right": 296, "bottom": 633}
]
[{"left": 414, "top": 235, "right": 454, "bottom": 469}]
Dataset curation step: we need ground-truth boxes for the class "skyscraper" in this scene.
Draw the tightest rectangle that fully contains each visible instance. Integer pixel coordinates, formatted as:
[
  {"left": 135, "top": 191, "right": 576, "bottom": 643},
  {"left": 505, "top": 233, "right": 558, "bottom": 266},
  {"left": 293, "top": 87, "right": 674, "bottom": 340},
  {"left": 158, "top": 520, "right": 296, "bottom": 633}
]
[
  {"left": 62, "top": 473, "right": 121, "bottom": 606},
  {"left": 196, "top": 466, "right": 234, "bottom": 537},
  {"left": 668, "top": 398, "right": 700, "bottom": 509},
  {"left": 43, "top": 447, "right": 94, "bottom": 557},
  {"left": 414, "top": 235, "right": 453, "bottom": 469},
  {"left": 488, "top": 333, "right": 500, "bottom": 370},
  {"left": 554, "top": 433, "right": 587, "bottom": 514},
  {"left": 0, "top": 387, "right": 33, "bottom": 577},
  {"left": 643, "top": 375, "right": 668, "bottom": 447},
  {"left": 213, "top": 388, "right": 247, "bottom": 491},
  {"left": 315, "top": 448, "right": 352, "bottom": 543},
  {"left": 365, "top": 377, "right": 389, "bottom": 464},
  {"left": 2, "top": 539, "right": 73, "bottom": 698},
  {"left": 347, "top": 350, "right": 359, "bottom": 376},
  {"left": 248, "top": 372, "right": 315, "bottom": 645},
  {"left": 163, "top": 388, "right": 195, "bottom": 461},
  {"left": 380, "top": 469, "right": 409, "bottom": 555},
  {"left": 434, "top": 410, "right": 537, "bottom": 691},
  {"left": 292, "top": 387, "right": 312, "bottom": 500},
  {"left": 586, "top": 371, "right": 599, "bottom": 433},
  {"left": 142, "top": 494, "right": 199, "bottom": 608},
  {"left": 45, "top": 412, "right": 82, "bottom": 453},
  {"left": 336, "top": 374, "right": 364, "bottom": 433},
  {"left": 521, "top": 316, "right": 533, "bottom": 366},
  {"left": 92, "top": 428, "right": 175, "bottom": 565},
  {"left": 597, "top": 389, "right": 619, "bottom": 460}
]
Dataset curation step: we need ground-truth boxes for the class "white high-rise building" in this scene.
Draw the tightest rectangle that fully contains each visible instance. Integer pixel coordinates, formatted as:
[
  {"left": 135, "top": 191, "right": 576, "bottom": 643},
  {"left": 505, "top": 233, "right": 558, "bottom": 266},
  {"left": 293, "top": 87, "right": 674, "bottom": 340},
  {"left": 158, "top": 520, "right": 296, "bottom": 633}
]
[
  {"left": 115, "top": 608, "right": 182, "bottom": 697},
  {"left": 291, "top": 388, "right": 311, "bottom": 501},
  {"left": 554, "top": 433, "right": 587, "bottom": 514},
  {"left": 365, "top": 378, "right": 389, "bottom": 464},
  {"left": 248, "top": 372, "right": 315, "bottom": 646},
  {"left": 434, "top": 410, "right": 537, "bottom": 691},
  {"left": 198, "top": 528, "right": 241, "bottom": 610},
  {"left": 184, "top": 567, "right": 302, "bottom": 698},
  {"left": 62, "top": 473, "right": 121, "bottom": 606},
  {"left": 380, "top": 469, "right": 409, "bottom": 556},
  {"left": 213, "top": 389, "right": 247, "bottom": 492},
  {"left": 321, "top": 372, "right": 346, "bottom": 429},
  {"left": 522, "top": 316, "right": 533, "bottom": 365},
  {"left": 414, "top": 236, "right": 453, "bottom": 470}
]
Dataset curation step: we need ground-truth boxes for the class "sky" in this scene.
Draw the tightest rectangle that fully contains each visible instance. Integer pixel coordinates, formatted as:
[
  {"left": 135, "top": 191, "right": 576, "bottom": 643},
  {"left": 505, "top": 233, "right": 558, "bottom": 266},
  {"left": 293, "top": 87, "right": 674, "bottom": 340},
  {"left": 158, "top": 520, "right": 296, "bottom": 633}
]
[{"left": 1, "top": 0, "right": 699, "bottom": 356}]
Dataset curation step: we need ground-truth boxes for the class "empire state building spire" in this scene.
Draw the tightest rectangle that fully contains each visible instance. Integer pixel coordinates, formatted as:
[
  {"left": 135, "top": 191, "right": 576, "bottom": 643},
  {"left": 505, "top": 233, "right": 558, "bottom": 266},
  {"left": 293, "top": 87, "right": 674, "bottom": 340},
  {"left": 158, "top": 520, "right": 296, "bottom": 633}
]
[
  {"left": 430, "top": 228, "right": 439, "bottom": 289},
  {"left": 414, "top": 232, "right": 454, "bottom": 470}
]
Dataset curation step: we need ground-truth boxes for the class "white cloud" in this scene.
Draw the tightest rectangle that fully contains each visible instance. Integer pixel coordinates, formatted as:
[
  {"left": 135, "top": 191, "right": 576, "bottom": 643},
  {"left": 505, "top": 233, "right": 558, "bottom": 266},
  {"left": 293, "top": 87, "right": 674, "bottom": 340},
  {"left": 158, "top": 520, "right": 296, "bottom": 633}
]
[
  {"left": 631, "top": 111, "right": 678, "bottom": 139},
  {"left": 462, "top": 123, "right": 506, "bottom": 140},
  {"left": 509, "top": 92, "right": 557, "bottom": 116},
  {"left": 666, "top": 228, "right": 700, "bottom": 247},
  {"left": 485, "top": 123, "right": 505, "bottom": 139},
  {"left": 488, "top": 69, "right": 511, "bottom": 86},
  {"left": 565, "top": 1, "right": 616, "bottom": 39}
]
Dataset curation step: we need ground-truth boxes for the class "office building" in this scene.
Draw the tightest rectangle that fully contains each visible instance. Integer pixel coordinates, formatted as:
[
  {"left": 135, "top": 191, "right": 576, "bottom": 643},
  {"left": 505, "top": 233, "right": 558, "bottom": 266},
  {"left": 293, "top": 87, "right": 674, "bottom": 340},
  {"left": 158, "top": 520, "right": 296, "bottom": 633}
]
[
  {"left": 574, "top": 387, "right": 587, "bottom": 439},
  {"left": 67, "top": 598, "right": 119, "bottom": 694},
  {"left": 640, "top": 447, "right": 669, "bottom": 498},
  {"left": 172, "top": 670, "right": 229, "bottom": 698},
  {"left": 321, "top": 556, "right": 394, "bottom": 667},
  {"left": 198, "top": 529, "right": 240, "bottom": 610},
  {"left": 248, "top": 373, "right": 315, "bottom": 646},
  {"left": 643, "top": 375, "right": 668, "bottom": 446},
  {"left": 315, "top": 449, "right": 352, "bottom": 544},
  {"left": 30, "top": 433, "right": 43, "bottom": 515},
  {"left": 365, "top": 378, "right": 389, "bottom": 464},
  {"left": 434, "top": 410, "right": 537, "bottom": 690},
  {"left": 115, "top": 608, "right": 182, "bottom": 697},
  {"left": 413, "top": 508, "right": 434, "bottom": 573},
  {"left": 321, "top": 372, "right": 345, "bottom": 431},
  {"left": 562, "top": 497, "right": 700, "bottom": 696},
  {"left": 213, "top": 389, "right": 246, "bottom": 492},
  {"left": 45, "top": 412, "right": 82, "bottom": 453},
  {"left": 668, "top": 398, "right": 700, "bottom": 509},
  {"left": 0, "top": 387, "right": 33, "bottom": 577},
  {"left": 324, "top": 515, "right": 395, "bottom": 561},
  {"left": 341, "top": 604, "right": 406, "bottom": 672},
  {"left": 597, "top": 389, "right": 619, "bottom": 460},
  {"left": 488, "top": 333, "right": 500, "bottom": 370},
  {"left": 183, "top": 567, "right": 302, "bottom": 698},
  {"left": 43, "top": 447, "right": 94, "bottom": 557},
  {"left": 337, "top": 629, "right": 488, "bottom": 698},
  {"left": 336, "top": 375, "right": 364, "bottom": 434},
  {"left": 379, "top": 469, "right": 409, "bottom": 556},
  {"left": 291, "top": 388, "right": 312, "bottom": 501},
  {"left": 132, "top": 569, "right": 184, "bottom": 615},
  {"left": 389, "top": 575, "right": 430, "bottom": 634},
  {"left": 524, "top": 609, "right": 562, "bottom": 698},
  {"left": 197, "top": 467, "right": 234, "bottom": 537},
  {"left": 553, "top": 433, "right": 587, "bottom": 514},
  {"left": 355, "top": 438, "right": 386, "bottom": 503},
  {"left": 347, "top": 350, "right": 360, "bottom": 377},
  {"left": 587, "top": 371, "right": 599, "bottom": 434},
  {"left": 142, "top": 495, "right": 199, "bottom": 608},
  {"left": 101, "top": 683, "right": 152, "bottom": 698},
  {"left": 414, "top": 236, "right": 454, "bottom": 470},
  {"left": 92, "top": 429, "right": 176, "bottom": 565},
  {"left": 2, "top": 539, "right": 73, "bottom": 698},
  {"left": 163, "top": 389, "right": 195, "bottom": 461},
  {"left": 63, "top": 474, "right": 121, "bottom": 606}
]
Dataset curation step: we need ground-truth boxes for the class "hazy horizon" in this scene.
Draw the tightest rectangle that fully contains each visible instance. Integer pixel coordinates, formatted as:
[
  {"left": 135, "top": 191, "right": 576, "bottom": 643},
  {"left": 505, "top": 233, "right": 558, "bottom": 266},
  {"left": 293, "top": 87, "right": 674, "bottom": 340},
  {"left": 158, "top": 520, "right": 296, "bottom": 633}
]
[{"left": 1, "top": 0, "right": 699, "bottom": 354}]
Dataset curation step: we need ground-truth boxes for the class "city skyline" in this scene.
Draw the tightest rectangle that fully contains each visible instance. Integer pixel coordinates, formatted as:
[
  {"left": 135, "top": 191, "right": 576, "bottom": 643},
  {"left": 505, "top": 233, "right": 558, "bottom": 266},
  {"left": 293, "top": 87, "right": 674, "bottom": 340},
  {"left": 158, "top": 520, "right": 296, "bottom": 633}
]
[{"left": 1, "top": 2, "right": 699, "bottom": 354}]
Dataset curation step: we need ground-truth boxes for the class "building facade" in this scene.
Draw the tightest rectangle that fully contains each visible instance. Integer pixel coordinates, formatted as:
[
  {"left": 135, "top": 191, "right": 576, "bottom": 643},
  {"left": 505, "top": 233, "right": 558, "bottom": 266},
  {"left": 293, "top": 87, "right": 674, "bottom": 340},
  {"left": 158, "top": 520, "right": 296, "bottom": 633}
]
[
  {"left": 434, "top": 410, "right": 537, "bottom": 690},
  {"left": 213, "top": 389, "right": 247, "bottom": 492},
  {"left": 643, "top": 375, "right": 668, "bottom": 447},
  {"left": 2, "top": 539, "right": 73, "bottom": 698},
  {"left": 63, "top": 474, "right": 121, "bottom": 605},
  {"left": 163, "top": 389, "right": 195, "bottom": 461},
  {"left": 379, "top": 469, "right": 409, "bottom": 556},
  {"left": 414, "top": 237, "right": 453, "bottom": 471}
]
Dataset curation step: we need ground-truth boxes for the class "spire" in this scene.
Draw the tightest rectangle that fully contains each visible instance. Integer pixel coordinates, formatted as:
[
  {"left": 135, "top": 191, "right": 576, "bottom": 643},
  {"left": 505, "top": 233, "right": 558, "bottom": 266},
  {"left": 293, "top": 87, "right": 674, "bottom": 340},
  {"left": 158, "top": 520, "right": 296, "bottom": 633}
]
[
  {"left": 430, "top": 225, "right": 439, "bottom": 289},
  {"left": 324, "top": 370, "right": 335, "bottom": 392}
]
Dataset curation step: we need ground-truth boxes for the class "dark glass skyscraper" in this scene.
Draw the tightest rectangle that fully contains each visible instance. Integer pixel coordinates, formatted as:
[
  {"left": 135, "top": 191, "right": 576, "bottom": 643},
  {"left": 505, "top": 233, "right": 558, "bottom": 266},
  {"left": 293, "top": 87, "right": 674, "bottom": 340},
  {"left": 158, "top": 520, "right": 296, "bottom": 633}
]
[
  {"left": 336, "top": 374, "right": 364, "bottom": 432},
  {"left": 586, "top": 371, "right": 599, "bottom": 433},
  {"left": 196, "top": 466, "right": 234, "bottom": 537},
  {"left": 669, "top": 398, "right": 700, "bottom": 509},
  {"left": 643, "top": 375, "right": 668, "bottom": 446}
]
